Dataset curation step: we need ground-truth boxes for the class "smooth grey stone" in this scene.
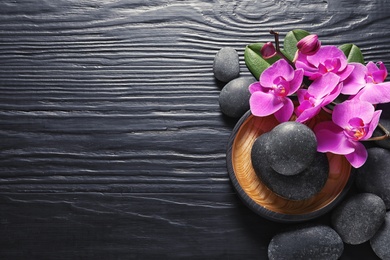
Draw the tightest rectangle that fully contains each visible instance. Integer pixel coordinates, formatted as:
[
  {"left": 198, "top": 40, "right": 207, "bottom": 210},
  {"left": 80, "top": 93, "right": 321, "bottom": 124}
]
[
  {"left": 219, "top": 77, "right": 255, "bottom": 118},
  {"left": 331, "top": 193, "right": 386, "bottom": 245},
  {"left": 370, "top": 211, "right": 390, "bottom": 260},
  {"left": 268, "top": 225, "right": 344, "bottom": 260},
  {"left": 213, "top": 47, "right": 240, "bottom": 82},
  {"left": 356, "top": 147, "right": 390, "bottom": 209},
  {"left": 268, "top": 122, "right": 317, "bottom": 176},
  {"left": 251, "top": 134, "right": 328, "bottom": 201}
]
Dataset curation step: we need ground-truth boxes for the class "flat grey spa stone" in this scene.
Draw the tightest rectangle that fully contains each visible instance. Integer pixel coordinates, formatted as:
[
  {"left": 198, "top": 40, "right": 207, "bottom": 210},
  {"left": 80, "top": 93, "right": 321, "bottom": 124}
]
[
  {"left": 213, "top": 47, "right": 240, "bottom": 82},
  {"left": 331, "top": 193, "right": 386, "bottom": 245},
  {"left": 267, "top": 122, "right": 317, "bottom": 176},
  {"left": 219, "top": 77, "right": 256, "bottom": 118},
  {"left": 356, "top": 147, "right": 390, "bottom": 209},
  {"left": 370, "top": 211, "right": 390, "bottom": 260},
  {"left": 251, "top": 134, "right": 328, "bottom": 201},
  {"left": 268, "top": 225, "right": 344, "bottom": 260}
]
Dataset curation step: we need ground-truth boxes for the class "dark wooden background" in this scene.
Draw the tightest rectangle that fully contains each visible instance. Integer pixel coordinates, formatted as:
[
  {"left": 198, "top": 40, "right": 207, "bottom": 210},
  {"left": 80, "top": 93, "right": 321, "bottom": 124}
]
[{"left": 1, "top": 0, "right": 389, "bottom": 259}]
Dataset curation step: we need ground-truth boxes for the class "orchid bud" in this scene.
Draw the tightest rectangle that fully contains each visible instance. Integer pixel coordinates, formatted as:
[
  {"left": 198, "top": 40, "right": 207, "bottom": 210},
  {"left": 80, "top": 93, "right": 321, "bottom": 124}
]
[
  {"left": 260, "top": 42, "right": 277, "bottom": 59},
  {"left": 297, "top": 34, "right": 321, "bottom": 55}
]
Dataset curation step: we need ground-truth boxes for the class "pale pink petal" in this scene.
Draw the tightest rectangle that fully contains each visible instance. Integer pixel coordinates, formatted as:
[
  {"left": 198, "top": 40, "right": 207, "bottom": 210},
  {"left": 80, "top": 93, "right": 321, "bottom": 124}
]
[
  {"left": 345, "top": 141, "right": 368, "bottom": 168},
  {"left": 363, "top": 110, "right": 382, "bottom": 140},
  {"left": 372, "top": 70, "right": 387, "bottom": 83},
  {"left": 337, "top": 64, "right": 354, "bottom": 81},
  {"left": 288, "top": 68, "right": 304, "bottom": 94},
  {"left": 341, "top": 63, "right": 367, "bottom": 95},
  {"left": 249, "top": 91, "right": 283, "bottom": 117},
  {"left": 260, "top": 59, "right": 294, "bottom": 87},
  {"left": 379, "top": 62, "right": 388, "bottom": 78},
  {"left": 248, "top": 82, "right": 263, "bottom": 94},
  {"left": 295, "top": 104, "right": 321, "bottom": 123},
  {"left": 314, "top": 121, "right": 355, "bottom": 154},
  {"left": 295, "top": 55, "right": 317, "bottom": 78},
  {"left": 322, "top": 82, "right": 343, "bottom": 106},
  {"left": 307, "top": 72, "right": 340, "bottom": 98},
  {"left": 355, "top": 82, "right": 390, "bottom": 104},
  {"left": 297, "top": 89, "right": 309, "bottom": 103},
  {"left": 366, "top": 61, "right": 380, "bottom": 74},
  {"left": 274, "top": 98, "right": 294, "bottom": 122},
  {"left": 332, "top": 100, "right": 374, "bottom": 128},
  {"left": 307, "top": 46, "right": 347, "bottom": 70}
]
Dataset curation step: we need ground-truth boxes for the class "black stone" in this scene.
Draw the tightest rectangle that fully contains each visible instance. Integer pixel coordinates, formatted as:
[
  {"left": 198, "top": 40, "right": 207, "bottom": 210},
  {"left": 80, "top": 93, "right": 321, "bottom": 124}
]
[
  {"left": 268, "top": 225, "right": 344, "bottom": 260},
  {"left": 331, "top": 193, "right": 386, "bottom": 245},
  {"left": 219, "top": 77, "right": 255, "bottom": 118},
  {"left": 251, "top": 134, "right": 328, "bottom": 201},
  {"left": 267, "top": 122, "right": 317, "bottom": 176},
  {"left": 356, "top": 147, "right": 390, "bottom": 209},
  {"left": 370, "top": 211, "right": 390, "bottom": 260},
  {"left": 213, "top": 47, "right": 240, "bottom": 83}
]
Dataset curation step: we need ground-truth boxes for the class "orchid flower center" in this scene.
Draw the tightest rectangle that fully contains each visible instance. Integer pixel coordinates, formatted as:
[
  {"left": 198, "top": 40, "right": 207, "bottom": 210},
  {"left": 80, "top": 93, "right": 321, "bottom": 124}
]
[
  {"left": 365, "top": 72, "right": 378, "bottom": 84},
  {"left": 344, "top": 117, "right": 367, "bottom": 141},
  {"left": 272, "top": 77, "right": 289, "bottom": 99},
  {"left": 318, "top": 58, "right": 342, "bottom": 74}
]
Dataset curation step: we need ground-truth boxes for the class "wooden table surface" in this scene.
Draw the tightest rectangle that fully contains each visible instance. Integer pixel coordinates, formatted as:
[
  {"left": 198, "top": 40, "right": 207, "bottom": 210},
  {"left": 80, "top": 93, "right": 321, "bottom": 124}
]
[{"left": 1, "top": 0, "right": 388, "bottom": 259}]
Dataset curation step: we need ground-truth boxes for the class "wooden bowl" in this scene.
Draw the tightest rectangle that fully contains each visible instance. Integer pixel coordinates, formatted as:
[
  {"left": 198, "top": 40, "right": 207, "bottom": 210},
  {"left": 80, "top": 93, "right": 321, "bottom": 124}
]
[{"left": 226, "top": 111, "right": 355, "bottom": 223}]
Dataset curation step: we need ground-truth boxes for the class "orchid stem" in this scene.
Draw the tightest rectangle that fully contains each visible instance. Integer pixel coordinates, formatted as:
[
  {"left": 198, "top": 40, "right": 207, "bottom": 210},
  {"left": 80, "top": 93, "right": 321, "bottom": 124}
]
[
  {"left": 366, "top": 122, "right": 390, "bottom": 141},
  {"left": 270, "top": 30, "right": 296, "bottom": 69}
]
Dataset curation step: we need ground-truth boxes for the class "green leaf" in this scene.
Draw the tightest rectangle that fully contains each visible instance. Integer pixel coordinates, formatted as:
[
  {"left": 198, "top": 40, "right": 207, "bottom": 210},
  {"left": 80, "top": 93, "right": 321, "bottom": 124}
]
[
  {"left": 244, "top": 43, "right": 280, "bottom": 80},
  {"left": 283, "top": 29, "right": 310, "bottom": 61},
  {"left": 339, "top": 43, "right": 365, "bottom": 64}
]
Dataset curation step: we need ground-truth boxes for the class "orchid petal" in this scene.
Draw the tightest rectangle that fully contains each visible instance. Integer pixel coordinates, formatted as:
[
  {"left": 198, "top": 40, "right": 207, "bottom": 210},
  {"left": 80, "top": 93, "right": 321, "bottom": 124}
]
[
  {"left": 345, "top": 142, "right": 368, "bottom": 168},
  {"left": 379, "top": 61, "right": 388, "bottom": 78},
  {"left": 295, "top": 56, "right": 317, "bottom": 78},
  {"left": 314, "top": 121, "right": 355, "bottom": 154},
  {"left": 307, "top": 46, "right": 348, "bottom": 70},
  {"left": 337, "top": 64, "right": 354, "bottom": 81},
  {"left": 260, "top": 59, "right": 294, "bottom": 87},
  {"left": 332, "top": 100, "right": 374, "bottom": 128},
  {"left": 364, "top": 110, "right": 382, "bottom": 140},
  {"left": 297, "top": 89, "right": 309, "bottom": 103},
  {"left": 295, "top": 104, "right": 321, "bottom": 123},
  {"left": 308, "top": 72, "right": 340, "bottom": 98},
  {"left": 288, "top": 68, "right": 304, "bottom": 94},
  {"left": 341, "top": 63, "right": 367, "bottom": 95},
  {"left": 366, "top": 61, "right": 380, "bottom": 74},
  {"left": 372, "top": 70, "right": 387, "bottom": 84},
  {"left": 322, "top": 82, "right": 343, "bottom": 106},
  {"left": 249, "top": 91, "right": 283, "bottom": 117},
  {"left": 355, "top": 82, "right": 390, "bottom": 104},
  {"left": 274, "top": 98, "right": 294, "bottom": 122},
  {"left": 248, "top": 82, "right": 263, "bottom": 94}
]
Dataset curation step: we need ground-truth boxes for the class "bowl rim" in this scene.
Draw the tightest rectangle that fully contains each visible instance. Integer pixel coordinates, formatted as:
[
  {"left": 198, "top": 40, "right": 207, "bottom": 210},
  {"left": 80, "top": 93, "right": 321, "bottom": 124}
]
[{"left": 226, "top": 110, "right": 356, "bottom": 223}]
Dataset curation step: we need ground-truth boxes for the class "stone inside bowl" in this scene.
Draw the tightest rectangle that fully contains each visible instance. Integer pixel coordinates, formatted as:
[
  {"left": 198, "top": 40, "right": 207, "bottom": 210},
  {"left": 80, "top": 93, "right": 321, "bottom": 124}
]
[{"left": 226, "top": 110, "right": 354, "bottom": 223}]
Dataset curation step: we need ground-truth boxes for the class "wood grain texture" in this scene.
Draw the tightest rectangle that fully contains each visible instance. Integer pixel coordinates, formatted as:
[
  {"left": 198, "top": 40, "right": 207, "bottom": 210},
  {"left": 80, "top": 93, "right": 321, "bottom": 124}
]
[{"left": 0, "top": 0, "right": 388, "bottom": 258}]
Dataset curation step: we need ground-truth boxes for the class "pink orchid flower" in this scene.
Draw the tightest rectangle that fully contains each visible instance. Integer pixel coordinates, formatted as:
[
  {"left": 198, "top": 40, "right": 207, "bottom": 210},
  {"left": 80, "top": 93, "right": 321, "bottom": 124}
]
[
  {"left": 295, "top": 73, "right": 343, "bottom": 122},
  {"left": 343, "top": 61, "right": 390, "bottom": 104},
  {"left": 295, "top": 46, "right": 354, "bottom": 81},
  {"left": 249, "top": 59, "right": 304, "bottom": 122},
  {"left": 314, "top": 100, "right": 381, "bottom": 168}
]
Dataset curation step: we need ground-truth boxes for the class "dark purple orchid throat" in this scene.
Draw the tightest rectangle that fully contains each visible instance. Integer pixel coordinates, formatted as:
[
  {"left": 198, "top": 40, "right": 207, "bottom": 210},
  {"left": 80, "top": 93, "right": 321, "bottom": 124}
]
[{"left": 248, "top": 30, "right": 390, "bottom": 168}]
